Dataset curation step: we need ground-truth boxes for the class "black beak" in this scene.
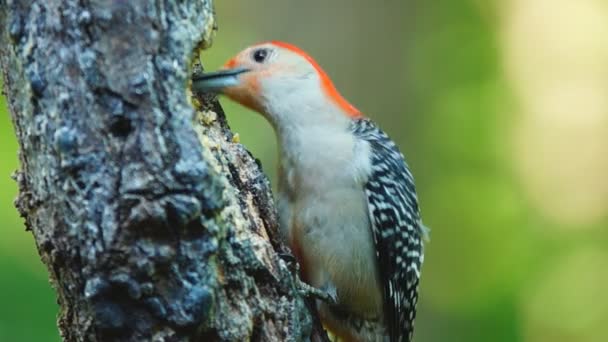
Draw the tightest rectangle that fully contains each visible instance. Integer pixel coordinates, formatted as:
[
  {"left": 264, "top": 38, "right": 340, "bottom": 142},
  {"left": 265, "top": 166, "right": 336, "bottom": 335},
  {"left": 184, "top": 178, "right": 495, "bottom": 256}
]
[{"left": 192, "top": 67, "right": 250, "bottom": 93}]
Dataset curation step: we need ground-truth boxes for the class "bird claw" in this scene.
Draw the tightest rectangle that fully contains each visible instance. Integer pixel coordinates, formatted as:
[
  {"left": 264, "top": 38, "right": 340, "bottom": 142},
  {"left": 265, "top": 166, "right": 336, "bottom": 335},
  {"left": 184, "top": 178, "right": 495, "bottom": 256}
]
[
  {"left": 295, "top": 277, "right": 338, "bottom": 305},
  {"left": 294, "top": 263, "right": 338, "bottom": 305},
  {"left": 278, "top": 252, "right": 297, "bottom": 265},
  {"left": 282, "top": 251, "right": 338, "bottom": 305},
  {"left": 321, "top": 283, "right": 339, "bottom": 304}
]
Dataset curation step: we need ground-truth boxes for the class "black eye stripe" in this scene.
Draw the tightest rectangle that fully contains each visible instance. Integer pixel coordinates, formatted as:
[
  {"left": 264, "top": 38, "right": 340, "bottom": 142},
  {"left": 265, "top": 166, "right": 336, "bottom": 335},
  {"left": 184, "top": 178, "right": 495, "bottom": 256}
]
[{"left": 253, "top": 49, "right": 269, "bottom": 63}]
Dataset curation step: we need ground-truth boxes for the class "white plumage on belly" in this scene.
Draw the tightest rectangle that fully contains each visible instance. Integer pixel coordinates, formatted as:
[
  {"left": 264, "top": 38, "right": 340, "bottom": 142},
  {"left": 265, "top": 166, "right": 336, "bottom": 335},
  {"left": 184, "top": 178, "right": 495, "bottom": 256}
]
[{"left": 276, "top": 122, "right": 383, "bottom": 319}]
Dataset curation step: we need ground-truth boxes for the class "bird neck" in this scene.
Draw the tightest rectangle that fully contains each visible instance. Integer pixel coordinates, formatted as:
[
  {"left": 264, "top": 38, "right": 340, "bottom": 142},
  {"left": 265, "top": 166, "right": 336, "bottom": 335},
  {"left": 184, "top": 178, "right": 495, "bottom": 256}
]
[
  {"left": 269, "top": 103, "right": 353, "bottom": 149},
  {"left": 262, "top": 85, "right": 352, "bottom": 131},
  {"left": 271, "top": 104, "right": 356, "bottom": 181}
]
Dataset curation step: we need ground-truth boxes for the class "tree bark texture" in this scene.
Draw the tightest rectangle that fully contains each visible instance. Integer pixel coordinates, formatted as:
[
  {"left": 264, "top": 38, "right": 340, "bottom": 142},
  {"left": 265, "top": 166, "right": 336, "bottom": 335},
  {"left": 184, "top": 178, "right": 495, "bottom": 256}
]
[{"left": 0, "top": 1, "right": 328, "bottom": 341}]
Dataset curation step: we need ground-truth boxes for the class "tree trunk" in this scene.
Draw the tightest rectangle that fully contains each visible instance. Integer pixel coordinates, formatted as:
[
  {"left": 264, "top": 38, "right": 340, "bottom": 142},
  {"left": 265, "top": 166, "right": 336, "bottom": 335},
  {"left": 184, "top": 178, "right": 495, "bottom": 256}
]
[{"left": 0, "top": 1, "right": 328, "bottom": 341}]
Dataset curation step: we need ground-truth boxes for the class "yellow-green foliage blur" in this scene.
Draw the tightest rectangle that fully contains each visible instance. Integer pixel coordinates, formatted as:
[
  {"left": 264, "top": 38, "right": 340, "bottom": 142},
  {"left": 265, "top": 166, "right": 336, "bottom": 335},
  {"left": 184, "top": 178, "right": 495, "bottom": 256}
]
[{"left": 1, "top": 1, "right": 607, "bottom": 341}]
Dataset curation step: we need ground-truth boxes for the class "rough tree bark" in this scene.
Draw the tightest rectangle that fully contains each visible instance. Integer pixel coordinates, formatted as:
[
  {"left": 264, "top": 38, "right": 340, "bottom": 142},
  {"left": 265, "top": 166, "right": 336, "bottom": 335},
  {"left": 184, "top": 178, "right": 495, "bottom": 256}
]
[{"left": 0, "top": 1, "right": 328, "bottom": 341}]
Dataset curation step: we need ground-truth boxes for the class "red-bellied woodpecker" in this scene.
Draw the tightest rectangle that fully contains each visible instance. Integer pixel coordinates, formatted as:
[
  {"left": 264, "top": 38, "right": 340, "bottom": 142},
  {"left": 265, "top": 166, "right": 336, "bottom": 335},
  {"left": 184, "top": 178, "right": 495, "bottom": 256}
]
[{"left": 193, "top": 41, "right": 427, "bottom": 342}]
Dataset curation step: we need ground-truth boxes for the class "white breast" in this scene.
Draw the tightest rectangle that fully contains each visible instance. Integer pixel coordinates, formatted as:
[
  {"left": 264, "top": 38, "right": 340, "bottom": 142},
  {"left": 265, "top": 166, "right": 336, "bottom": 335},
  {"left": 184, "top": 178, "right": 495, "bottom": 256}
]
[{"left": 276, "top": 123, "right": 383, "bottom": 318}]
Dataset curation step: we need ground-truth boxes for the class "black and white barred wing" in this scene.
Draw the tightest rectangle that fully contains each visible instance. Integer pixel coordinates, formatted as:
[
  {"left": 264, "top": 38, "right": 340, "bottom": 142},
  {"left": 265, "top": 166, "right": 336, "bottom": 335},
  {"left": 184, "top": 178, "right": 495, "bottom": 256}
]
[{"left": 352, "top": 119, "right": 426, "bottom": 342}]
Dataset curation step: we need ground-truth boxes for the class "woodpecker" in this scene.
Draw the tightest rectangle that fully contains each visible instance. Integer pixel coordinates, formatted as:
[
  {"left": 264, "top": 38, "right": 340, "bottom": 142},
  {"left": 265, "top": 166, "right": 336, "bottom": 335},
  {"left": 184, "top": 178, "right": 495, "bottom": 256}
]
[{"left": 193, "top": 41, "right": 427, "bottom": 342}]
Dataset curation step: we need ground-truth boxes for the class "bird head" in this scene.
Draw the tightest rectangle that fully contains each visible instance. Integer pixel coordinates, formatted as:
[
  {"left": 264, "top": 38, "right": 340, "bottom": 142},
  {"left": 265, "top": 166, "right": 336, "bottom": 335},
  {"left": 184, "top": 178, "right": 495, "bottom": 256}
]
[{"left": 193, "top": 41, "right": 361, "bottom": 126}]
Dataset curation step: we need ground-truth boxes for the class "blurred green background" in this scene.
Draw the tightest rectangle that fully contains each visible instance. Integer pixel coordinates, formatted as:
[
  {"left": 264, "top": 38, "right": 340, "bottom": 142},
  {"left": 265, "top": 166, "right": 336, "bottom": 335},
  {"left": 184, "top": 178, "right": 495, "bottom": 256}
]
[{"left": 2, "top": 0, "right": 607, "bottom": 341}]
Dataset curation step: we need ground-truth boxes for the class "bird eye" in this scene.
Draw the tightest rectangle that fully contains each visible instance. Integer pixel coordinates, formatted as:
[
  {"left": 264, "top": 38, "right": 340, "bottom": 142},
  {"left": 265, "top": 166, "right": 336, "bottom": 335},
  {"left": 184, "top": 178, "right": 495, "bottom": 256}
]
[{"left": 252, "top": 48, "right": 269, "bottom": 63}]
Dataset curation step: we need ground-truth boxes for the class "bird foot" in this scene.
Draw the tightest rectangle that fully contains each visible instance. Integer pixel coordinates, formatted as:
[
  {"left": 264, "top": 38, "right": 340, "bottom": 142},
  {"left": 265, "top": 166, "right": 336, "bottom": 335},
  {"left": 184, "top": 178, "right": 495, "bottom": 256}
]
[
  {"left": 291, "top": 262, "right": 338, "bottom": 305},
  {"left": 295, "top": 277, "right": 338, "bottom": 305}
]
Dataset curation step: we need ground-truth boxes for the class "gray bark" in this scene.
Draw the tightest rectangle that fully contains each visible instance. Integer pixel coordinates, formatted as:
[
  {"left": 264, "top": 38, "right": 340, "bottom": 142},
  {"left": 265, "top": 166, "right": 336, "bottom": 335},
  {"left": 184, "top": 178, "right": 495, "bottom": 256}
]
[{"left": 0, "top": 1, "right": 328, "bottom": 341}]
